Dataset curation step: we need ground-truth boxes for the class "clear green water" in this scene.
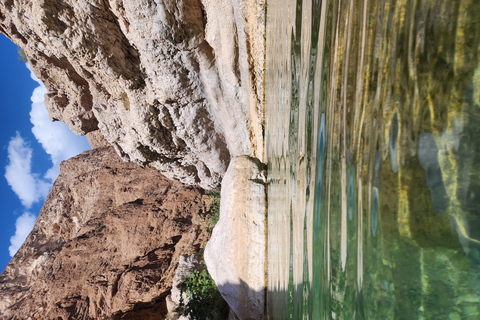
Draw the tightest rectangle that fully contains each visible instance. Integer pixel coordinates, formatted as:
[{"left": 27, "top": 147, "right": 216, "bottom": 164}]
[{"left": 265, "top": 0, "right": 480, "bottom": 319}]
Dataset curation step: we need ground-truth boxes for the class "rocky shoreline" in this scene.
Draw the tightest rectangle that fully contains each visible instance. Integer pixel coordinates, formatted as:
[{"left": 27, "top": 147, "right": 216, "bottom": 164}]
[{"left": 0, "top": 0, "right": 267, "bottom": 319}]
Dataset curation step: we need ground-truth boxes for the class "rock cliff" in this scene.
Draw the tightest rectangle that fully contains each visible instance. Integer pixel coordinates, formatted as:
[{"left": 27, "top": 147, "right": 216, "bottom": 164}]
[
  {"left": 0, "top": 146, "right": 215, "bottom": 319},
  {"left": 0, "top": 0, "right": 267, "bottom": 318},
  {"left": 0, "top": 0, "right": 265, "bottom": 189}
]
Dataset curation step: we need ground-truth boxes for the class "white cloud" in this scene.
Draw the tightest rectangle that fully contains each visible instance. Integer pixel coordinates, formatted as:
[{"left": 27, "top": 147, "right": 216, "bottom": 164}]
[
  {"left": 3, "top": 65, "right": 92, "bottom": 261},
  {"left": 4, "top": 133, "right": 51, "bottom": 208},
  {"left": 28, "top": 65, "right": 90, "bottom": 182},
  {"left": 8, "top": 212, "right": 37, "bottom": 257}
]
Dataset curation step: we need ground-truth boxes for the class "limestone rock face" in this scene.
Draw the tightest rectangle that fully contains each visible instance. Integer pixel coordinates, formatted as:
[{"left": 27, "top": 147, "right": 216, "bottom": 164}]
[
  {"left": 0, "top": 146, "right": 213, "bottom": 320},
  {"left": 0, "top": 0, "right": 265, "bottom": 189},
  {"left": 204, "top": 156, "right": 266, "bottom": 320},
  {"left": 85, "top": 129, "right": 110, "bottom": 149}
]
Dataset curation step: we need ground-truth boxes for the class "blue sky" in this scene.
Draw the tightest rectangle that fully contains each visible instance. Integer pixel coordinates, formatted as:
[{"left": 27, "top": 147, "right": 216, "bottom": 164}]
[{"left": 0, "top": 34, "right": 90, "bottom": 272}]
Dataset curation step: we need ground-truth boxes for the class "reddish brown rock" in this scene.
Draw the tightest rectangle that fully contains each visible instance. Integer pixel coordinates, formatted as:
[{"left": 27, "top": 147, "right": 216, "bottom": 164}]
[{"left": 0, "top": 146, "right": 214, "bottom": 320}]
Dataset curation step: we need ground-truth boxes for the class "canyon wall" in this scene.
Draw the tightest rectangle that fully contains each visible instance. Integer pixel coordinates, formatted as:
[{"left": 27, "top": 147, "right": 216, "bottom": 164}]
[
  {"left": 0, "top": 0, "right": 265, "bottom": 189},
  {"left": 0, "top": 146, "right": 214, "bottom": 319},
  {"left": 0, "top": 1, "right": 266, "bottom": 318}
]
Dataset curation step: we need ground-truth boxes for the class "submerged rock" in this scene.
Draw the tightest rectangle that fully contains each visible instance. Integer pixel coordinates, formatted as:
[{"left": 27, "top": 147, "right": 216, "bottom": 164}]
[
  {"left": 0, "top": 146, "right": 212, "bottom": 319},
  {"left": 0, "top": 0, "right": 265, "bottom": 189},
  {"left": 204, "top": 156, "right": 267, "bottom": 320}
]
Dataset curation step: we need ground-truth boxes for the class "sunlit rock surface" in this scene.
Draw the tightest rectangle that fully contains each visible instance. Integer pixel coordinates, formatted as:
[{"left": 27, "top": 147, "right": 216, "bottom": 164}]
[
  {"left": 0, "top": 0, "right": 265, "bottom": 189},
  {"left": 0, "top": 146, "right": 213, "bottom": 319},
  {"left": 205, "top": 156, "right": 267, "bottom": 320}
]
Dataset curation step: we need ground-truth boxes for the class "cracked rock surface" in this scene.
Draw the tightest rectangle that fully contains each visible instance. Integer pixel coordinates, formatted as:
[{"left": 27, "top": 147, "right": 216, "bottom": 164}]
[
  {"left": 0, "top": 0, "right": 265, "bottom": 189},
  {"left": 0, "top": 146, "right": 212, "bottom": 320}
]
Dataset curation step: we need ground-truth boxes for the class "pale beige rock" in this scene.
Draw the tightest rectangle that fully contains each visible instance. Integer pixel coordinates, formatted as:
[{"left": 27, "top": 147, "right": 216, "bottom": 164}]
[
  {"left": 86, "top": 130, "right": 109, "bottom": 149},
  {"left": 166, "top": 254, "right": 202, "bottom": 320},
  {"left": 202, "top": 0, "right": 266, "bottom": 161},
  {"left": 0, "top": 0, "right": 265, "bottom": 189},
  {"left": 204, "top": 156, "right": 267, "bottom": 320},
  {"left": 0, "top": 146, "right": 214, "bottom": 320}
]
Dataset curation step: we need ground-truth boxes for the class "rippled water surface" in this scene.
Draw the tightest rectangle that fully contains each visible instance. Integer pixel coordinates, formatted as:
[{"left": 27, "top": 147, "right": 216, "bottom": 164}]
[{"left": 265, "top": 0, "right": 480, "bottom": 319}]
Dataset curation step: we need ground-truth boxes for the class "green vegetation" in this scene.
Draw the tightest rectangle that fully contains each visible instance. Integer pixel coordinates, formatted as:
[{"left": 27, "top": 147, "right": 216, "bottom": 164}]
[
  {"left": 174, "top": 189, "right": 227, "bottom": 319},
  {"left": 203, "top": 189, "right": 220, "bottom": 234},
  {"left": 178, "top": 267, "right": 229, "bottom": 320}
]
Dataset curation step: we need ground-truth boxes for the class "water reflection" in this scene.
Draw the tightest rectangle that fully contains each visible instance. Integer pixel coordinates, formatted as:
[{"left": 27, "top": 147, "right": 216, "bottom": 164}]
[{"left": 266, "top": 0, "right": 480, "bottom": 318}]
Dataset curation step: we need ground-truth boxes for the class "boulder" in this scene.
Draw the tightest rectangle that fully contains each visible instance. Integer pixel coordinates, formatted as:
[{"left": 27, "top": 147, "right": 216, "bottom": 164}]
[{"left": 204, "top": 156, "right": 266, "bottom": 320}]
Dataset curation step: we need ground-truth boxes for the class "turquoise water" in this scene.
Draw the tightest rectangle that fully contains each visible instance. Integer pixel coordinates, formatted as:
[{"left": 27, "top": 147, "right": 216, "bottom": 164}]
[{"left": 265, "top": 0, "right": 480, "bottom": 319}]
